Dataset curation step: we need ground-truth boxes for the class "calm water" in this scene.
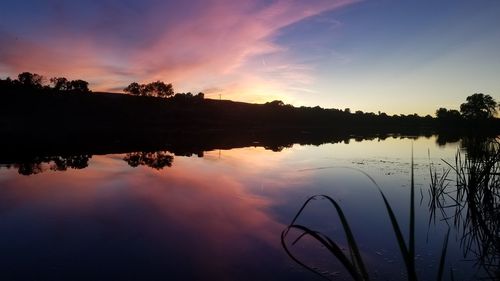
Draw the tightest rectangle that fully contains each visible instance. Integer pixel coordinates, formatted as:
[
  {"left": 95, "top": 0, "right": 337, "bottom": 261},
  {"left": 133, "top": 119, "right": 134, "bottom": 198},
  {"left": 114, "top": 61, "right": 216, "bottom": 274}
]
[{"left": 0, "top": 136, "right": 494, "bottom": 280}]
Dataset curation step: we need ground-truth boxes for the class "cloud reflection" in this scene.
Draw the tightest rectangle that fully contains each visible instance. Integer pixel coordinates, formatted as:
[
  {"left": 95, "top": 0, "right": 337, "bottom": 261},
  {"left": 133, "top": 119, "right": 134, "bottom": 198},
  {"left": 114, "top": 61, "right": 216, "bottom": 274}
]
[{"left": 0, "top": 152, "right": 293, "bottom": 279}]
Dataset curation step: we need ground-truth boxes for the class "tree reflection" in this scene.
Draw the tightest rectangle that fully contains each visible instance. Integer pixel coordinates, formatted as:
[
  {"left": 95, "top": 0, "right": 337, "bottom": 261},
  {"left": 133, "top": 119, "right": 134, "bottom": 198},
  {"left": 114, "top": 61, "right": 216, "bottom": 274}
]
[
  {"left": 17, "top": 161, "right": 45, "bottom": 175},
  {"left": 51, "top": 155, "right": 91, "bottom": 170},
  {"left": 1, "top": 151, "right": 175, "bottom": 175},
  {"left": 435, "top": 133, "right": 461, "bottom": 147},
  {"left": 123, "top": 151, "right": 174, "bottom": 170},
  {"left": 4, "top": 155, "right": 92, "bottom": 175},
  {"left": 429, "top": 138, "right": 500, "bottom": 279}
]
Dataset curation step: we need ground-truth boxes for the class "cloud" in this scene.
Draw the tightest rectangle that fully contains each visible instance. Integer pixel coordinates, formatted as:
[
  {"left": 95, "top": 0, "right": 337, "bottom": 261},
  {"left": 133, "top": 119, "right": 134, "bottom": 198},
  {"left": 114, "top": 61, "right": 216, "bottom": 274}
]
[{"left": 0, "top": 0, "right": 357, "bottom": 98}]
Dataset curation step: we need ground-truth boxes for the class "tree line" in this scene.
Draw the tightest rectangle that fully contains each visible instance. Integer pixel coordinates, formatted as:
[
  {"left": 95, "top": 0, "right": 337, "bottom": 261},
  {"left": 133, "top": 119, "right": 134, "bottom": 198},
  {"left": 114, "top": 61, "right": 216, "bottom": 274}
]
[
  {"left": 0, "top": 72, "right": 91, "bottom": 94},
  {"left": 123, "top": 81, "right": 204, "bottom": 100},
  {"left": 1, "top": 71, "right": 497, "bottom": 125},
  {"left": 436, "top": 93, "right": 498, "bottom": 121},
  {"left": 2, "top": 150, "right": 176, "bottom": 175},
  {"left": 264, "top": 93, "right": 498, "bottom": 123},
  {"left": 123, "top": 81, "right": 174, "bottom": 97}
]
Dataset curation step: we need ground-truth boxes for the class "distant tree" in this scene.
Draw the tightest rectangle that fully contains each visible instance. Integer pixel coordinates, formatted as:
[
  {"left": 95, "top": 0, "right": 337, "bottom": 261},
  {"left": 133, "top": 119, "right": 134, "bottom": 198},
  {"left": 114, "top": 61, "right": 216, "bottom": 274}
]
[
  {"left": 150, "top": 81, "right": 174, "bottom": 98},
  {"left": 196, "top": 92, "right": 205, "bottom": 99},
  {"left": 141, "top": 83, "right": 154, "bottom": 96},
  {"left": 435, "top": 108, "right": 447, "bottom": 119},
  {"left": 460, "top": 93, "right": 497, "bottom": 120},
  {"left": 449, "top": 110, "right": 461, "bottom": 119},
  {"left": 69, "top": 79, "right": 90, "bottom": 94},
  {"left": 125, "top": 81, "right": 174, "bottom": 98},
  {"left": 17, "top": 72, "right": 44, "bottom": 88},
  {"left": 50, "top": 77, "right": 69, "bottom": 91},
  {"left": 344, "top": 108, "right": 351, "bottom": 114},
  {"left": 436, "top": 108, "right": 462, "bottom": 122},
  {"left": 124, "top": 82, "right": 141, "bottom": 95},
  {"left": 2, "top": 77, "right": 12, "bottom": 84},
  {"left": 162, "top": 83, "right": 175, "bottom": 98},
  {"left": 448, "top": 109, "right": 461, "bottom": 119},
  {"left": 266, "top": 100, "right": 285, "bottom": 107},
  {"left": 0, "top": 77, "right": 13, "bottom": 89}
]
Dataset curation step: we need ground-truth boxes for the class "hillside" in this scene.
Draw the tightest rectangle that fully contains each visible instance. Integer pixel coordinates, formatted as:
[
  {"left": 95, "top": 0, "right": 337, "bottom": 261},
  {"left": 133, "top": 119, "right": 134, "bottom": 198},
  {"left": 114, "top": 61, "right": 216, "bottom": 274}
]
[
  {"left": 0, "top": 90, "right": 499, "bottom": 158},
  {"left": 1, "top": 90, "right": 438, "bottom": 133}
]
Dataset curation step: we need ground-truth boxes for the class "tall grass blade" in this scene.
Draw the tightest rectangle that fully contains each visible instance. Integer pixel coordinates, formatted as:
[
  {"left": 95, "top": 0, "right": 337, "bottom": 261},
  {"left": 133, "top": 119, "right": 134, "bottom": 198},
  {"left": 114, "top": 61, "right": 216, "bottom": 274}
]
[
  {"left": 378, "top": 189, "right": 417, "bottom": 280},
  {"left": 321, "top": 195, "right": 370, "bottom": 280},
  {"left": 410, "top": 144, "right": 416, "bottom": 275},
  {"left": 282, "top": 194, "right": 370, "bottom": 280},
  {"left": 281, "top": 224, "right": 360, "bottom": 280},
  {"left": 437, "top": 228, "right": 450, "bottom": 281},
  {"left": 283, "top": 146, "right": 465, "bottom": 281}
]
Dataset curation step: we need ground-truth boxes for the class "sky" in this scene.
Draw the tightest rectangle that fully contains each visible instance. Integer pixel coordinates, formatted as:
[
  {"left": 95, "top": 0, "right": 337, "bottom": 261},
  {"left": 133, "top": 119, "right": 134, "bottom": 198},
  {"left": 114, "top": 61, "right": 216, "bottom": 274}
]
[{"left": 0, "top": 0, "right": 499, "bottom": 115}]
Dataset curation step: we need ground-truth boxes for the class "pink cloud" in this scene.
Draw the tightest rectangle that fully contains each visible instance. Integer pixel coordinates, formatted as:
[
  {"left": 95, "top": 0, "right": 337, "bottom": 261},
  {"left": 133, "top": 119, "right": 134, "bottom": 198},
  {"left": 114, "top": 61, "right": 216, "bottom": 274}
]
[{"left": 0, "top": 0, "right": 358, "bottom": 98}]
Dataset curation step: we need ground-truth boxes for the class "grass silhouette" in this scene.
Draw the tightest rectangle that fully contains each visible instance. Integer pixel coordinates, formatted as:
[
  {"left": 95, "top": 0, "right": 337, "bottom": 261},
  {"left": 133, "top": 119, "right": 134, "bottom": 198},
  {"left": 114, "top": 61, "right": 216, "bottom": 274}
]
[
  {"left": 428, "top": 138, "right": 500, "bottom": 280},
  {"left": 281, "top": 150, "right": 451, "bottom": 281}
]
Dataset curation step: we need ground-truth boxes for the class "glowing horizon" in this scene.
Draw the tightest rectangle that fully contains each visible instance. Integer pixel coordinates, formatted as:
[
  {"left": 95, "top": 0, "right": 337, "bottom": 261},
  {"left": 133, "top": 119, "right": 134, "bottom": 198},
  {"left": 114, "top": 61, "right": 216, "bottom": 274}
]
[{"left": 1, "top": 0, "right": 499, "bottom": 115}]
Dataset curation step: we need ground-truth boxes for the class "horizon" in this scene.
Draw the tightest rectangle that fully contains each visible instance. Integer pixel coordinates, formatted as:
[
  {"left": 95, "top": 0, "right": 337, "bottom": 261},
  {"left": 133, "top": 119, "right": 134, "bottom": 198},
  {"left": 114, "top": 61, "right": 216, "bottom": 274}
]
[{"left": 1, "top": 1, "right": 499, "bottom": 116}]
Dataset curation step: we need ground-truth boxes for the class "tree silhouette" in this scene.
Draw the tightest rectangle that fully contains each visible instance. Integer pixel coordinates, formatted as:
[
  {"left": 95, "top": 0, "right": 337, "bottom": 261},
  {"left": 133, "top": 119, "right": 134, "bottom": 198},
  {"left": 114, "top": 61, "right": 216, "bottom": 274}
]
[
  {"left": 69, "top": 79, "right": 90, "bottom": 94},
  {"left": 124, "top": 82, "right": 141, "bottom": 95},
  {"left": 123, "top": 81, "right": 174, "bottom": 98},
  {"left": 435, "top": 107, "right": 462, "bottom": 122},
  {"left": 50, "top": 77, "right": 70, "bottom": 91},
  {"left": 266, "top": 100, "right": 285, "bottom": 107},
  {"left": 0, "top": 72, "right": 91, "bottom": 94},
  {"left": 460, "top": 93, "right": 497, "bottom": 120},
  {"left": 150, "top": 81, "right": 174, "bottom": 98},
  {"left": 17, "top": 72, "right": 44, "bottom": 88}
]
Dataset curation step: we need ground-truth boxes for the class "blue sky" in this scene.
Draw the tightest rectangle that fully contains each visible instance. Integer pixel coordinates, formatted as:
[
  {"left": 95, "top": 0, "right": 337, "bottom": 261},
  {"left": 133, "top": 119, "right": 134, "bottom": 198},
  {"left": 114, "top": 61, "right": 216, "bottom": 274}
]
[{"left": 1, "top": 0, "right": 499, "bottom": 115}]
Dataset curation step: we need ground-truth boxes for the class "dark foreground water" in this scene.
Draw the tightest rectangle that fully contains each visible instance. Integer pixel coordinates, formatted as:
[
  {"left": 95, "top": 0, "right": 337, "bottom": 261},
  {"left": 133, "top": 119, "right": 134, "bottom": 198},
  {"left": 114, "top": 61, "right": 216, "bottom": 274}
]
[{"left": 0, "top": 136, "right": 497, "bottom": 280}]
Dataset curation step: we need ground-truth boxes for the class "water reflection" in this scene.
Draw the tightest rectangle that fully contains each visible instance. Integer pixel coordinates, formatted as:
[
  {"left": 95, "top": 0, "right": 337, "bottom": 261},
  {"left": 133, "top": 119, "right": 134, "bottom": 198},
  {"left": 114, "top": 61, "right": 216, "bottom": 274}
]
[
  {"left": 123, "top": 151, "right": 174, "bottom": 170},
  {"left": 0, "top": 133, "right": 485, "bottom": 176},
  {"left": 2, "top": 154, "right": 92, "bottom": 175},
  {"left": 0, "top": 152, "right": 285, "bottom": 280},
  {"left": 0, "top": 135, "right": 498, "bottom": 280}
]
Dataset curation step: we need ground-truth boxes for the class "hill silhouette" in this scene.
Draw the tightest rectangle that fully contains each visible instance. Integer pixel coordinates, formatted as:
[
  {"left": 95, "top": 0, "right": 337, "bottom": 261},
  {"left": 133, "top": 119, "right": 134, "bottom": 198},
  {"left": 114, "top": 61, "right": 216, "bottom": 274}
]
[{"left": 1, "top": 72, "right": 499, "bottom": 160}]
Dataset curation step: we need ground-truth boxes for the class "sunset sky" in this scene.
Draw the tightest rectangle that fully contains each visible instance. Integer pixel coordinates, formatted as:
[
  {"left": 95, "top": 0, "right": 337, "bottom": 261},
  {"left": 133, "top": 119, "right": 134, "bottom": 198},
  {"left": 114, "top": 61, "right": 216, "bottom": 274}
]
[{"left": 1, "top": 0, "right": 499, "bottom": 115}]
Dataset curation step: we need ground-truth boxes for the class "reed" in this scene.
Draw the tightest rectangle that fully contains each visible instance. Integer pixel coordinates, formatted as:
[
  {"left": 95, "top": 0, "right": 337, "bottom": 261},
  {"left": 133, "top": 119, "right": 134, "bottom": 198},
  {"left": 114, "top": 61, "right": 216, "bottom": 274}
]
[
  {"left": 282, "top": 150, "right": 450, "bottom": 281},
  {"left": 428, "top": 138, "right": 500, "bottom": 279}
]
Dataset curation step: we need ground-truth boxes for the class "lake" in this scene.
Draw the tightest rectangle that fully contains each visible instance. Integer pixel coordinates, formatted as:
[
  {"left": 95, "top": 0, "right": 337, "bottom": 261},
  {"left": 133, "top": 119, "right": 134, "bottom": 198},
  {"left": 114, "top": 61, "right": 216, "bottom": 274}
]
[{"left": 0, "top": 135, "right": 497, "bottom": 280}]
